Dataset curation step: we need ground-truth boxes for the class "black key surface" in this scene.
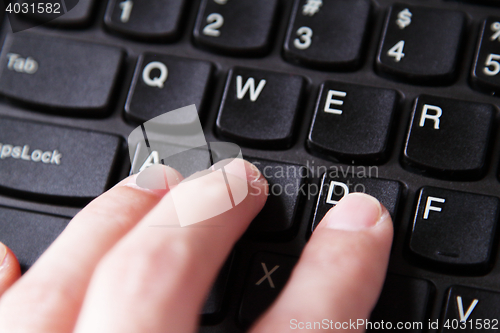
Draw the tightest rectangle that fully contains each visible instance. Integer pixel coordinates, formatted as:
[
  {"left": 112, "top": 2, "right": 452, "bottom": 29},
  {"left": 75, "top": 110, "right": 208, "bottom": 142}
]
[
  {"left": 410, "top": 187, "right": 499, "bottom": 271},
  {"left": 376, "top": 4, "right": 465, "bottom": 84},
  {"left": 125, "top": 53, "right": 213, "bottom": 123},
  {"left": 0, "top": 33, "right": 124, "bottom": 114},
  {"left": 193, "top": 0, "right": 279, "bottom": 56},
  {"left": 369, "top": 275, "right": 432, "bottom": 333},
  {"left": 0, "top": 206, "right": 70, "bottom": 272},
  {"left": 216, "top": 67, "right": 305, "bottom": 149},
  {"left": 311, "top": 172, "right": 402, "bottom": 231},
  {"left": 403, "top": 95, "right": 494, "bottom": 179},
  {"left": 247, "top": 159, "right": 306, "bottom": 236},
  {"left": 238, "top": 252, "right": 297, "bottom": 327},
  {"left": 105, "top": 0, "right": 186, "bottom": 41},
  {"left": 471, "top": 17, "right": 500, "bottom": 95},
  {"left": 442, "top": 286, "right": 500, "bottom": 332},
  {"left": 20, "top": 0, "right": 95, "bottom": 26},
  {"left": 0, "top": 117, "right": 121, "bottom": 203},
  {"left": 201, "top": 253, "right": 234, "bottom": 322},
  {"left": 131, "top": 141, "right": 212, "bottom": 178},
  {"left": 307, "top": 81, "right": 398, "bottom": 164},
  {"left": 284, "top": 0, "right": 371, "bottom": 70}
]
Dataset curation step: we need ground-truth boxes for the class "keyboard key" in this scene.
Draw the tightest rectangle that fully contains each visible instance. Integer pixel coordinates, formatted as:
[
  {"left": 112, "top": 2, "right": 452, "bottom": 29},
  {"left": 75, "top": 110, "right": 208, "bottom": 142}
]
[
  {"left": 20, "top": 0, "right": 95, "bottom": 26},
  {"left": 442, "top": 286, "right": 500, "bottom": 331},
  {"left": 471, "top": 17, "right": 500, "bottom": 95},
  {"left": 130, "top": 141, "right": 211, "bottom": 178},
  {"left": 104, "top": 0, "right": 186, "bottom": 41},
  {"left": 247, "top": 159, "right": 306, "bottom": 236},
  {"left": 0, "top": 206, "right": 69, "bottom": 272},
  {"left": 0, "top": 33, "right": 124, "bottom": 114},
  {"left": 376, "top": 5, "right": 465, "bottom": 84},
  {"left": 125, "top": 53, "right": 213, "bottom": 123},
  {"left": 403, "top": 95, "right": 494, "bottom": 179},
  {"left": 410, "top": 187, "right": 499, "bottom": 270},
  {"left": 201, "top": 253, "right": 234, "bottom": 322},
  {"left": 0, "top": 117, "right": 121, "bottom": 203},
  {"left": 283, "top": 0, "right": 371, "bottom": 70},
  {"left": 307, "top": 81, "right": 398, "bottom": 164},
  {"left": 216, "top": 67, "right": 305, "bottom": 149},
  {"left": 311, "top": 173, "right": 402, "bottom": 231},
  {"left": 193, "top": 0, "right": 279, "bottom": 56},
  {"left": 369, "top": 275, "right": 432, "bottom": 333},
  {"left": 238, "top": 252, "right": 297, "bottom": 327}
]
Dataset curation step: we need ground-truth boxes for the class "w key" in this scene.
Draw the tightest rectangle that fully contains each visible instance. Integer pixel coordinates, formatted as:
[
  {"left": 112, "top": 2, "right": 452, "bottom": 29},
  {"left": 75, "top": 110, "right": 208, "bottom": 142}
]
[
  {"left": 403, "top": 96, "right": 494, "bottom": 179},
  {"left": 0, "top": 33, "right": 124, "bottom": 115}
]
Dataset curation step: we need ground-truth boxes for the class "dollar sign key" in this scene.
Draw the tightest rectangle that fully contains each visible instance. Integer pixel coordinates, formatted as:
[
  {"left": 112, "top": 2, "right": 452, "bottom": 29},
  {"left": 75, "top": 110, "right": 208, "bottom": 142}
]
[{"left": 396, "top": 8, "right": 412, "bottom": 29}]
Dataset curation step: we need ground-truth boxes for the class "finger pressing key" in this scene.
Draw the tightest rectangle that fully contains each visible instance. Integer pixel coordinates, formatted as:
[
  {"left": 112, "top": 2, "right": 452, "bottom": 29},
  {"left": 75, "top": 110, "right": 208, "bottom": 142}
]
[
  {"left": 250, "top": 193, "right": 393, "bottom": 333},
  {"left": 74, "top": 159, "right": 268, "bottom": 333}
]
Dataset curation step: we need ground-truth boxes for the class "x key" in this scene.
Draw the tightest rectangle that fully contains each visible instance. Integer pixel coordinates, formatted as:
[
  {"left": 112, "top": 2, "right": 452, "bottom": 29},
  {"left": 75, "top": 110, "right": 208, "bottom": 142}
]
[{"left": 239, "top": 252, "right": 297, "bottom": 327}]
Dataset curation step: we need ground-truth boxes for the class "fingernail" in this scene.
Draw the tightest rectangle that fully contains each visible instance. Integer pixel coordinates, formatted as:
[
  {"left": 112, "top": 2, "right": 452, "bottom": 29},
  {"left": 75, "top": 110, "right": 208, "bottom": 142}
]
[
  {"left": 0, "top": 242, "right": 7, "bottom": 266},
  {"left": 120, "top": 165, "right": 180, "bottom": 195},
  {"left": 215, "top": 159, "right": 265, "bottom": 185},
  {"left": 324, "top": 193, "right": 383, "bottom": 231}
]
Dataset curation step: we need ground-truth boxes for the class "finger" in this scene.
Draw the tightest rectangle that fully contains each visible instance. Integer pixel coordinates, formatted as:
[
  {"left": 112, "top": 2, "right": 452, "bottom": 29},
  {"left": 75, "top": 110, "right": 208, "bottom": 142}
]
[
  {"left": 0, "top": 242, "right": 21, "bottom": 297},
  {"left": 0, "top": 166, "right": 183, "bottom": 333},
  {"left": 251, "top": 193, "right": 393, "bottom": 333},
  {"left": 74, "top": 159, "right": 268, "bottom": 333}
]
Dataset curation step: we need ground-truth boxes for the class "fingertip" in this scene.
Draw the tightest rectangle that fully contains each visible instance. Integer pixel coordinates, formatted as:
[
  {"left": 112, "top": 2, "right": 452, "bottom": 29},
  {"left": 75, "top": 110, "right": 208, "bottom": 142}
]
[
  {"left": 0, "top": 242, "right": 21, "bottom": 297},
  {"left": 318, "top": 193, "right": 392, "bottom": 232}
]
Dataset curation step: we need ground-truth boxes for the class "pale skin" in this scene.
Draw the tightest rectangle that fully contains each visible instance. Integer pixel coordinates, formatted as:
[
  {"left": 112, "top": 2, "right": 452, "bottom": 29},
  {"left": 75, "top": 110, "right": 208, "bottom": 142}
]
[{"left": 0, "top": 160, "right": 393, "bottom": 333}]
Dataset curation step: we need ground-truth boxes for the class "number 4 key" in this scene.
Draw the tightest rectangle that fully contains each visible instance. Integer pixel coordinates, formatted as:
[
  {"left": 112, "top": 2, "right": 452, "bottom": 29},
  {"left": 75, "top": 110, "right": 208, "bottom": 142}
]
[
  {"left": 377, "top": 5, "right": 465, "bottom": 84},
  {"left": 471, "top": 17, "right": 500, "bottom": 95}
]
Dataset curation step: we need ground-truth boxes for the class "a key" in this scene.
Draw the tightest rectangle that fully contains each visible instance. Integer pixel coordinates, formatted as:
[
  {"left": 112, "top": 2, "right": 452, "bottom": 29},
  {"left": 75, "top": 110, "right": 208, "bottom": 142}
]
[
  {"left": 193, "top": 0, "right": 279, "bottom": 56},
  {"left": 442, "top": 286, "right": 500, "bottom": 332},
  {"left": 246, "top": 159, "right": 306, "bottom": 236},
  {"left": 410, "top": 187, "right": 499, "bottom": 271},
  {"left": 0, "top": 206, "right": 70, "bottom": 272},
  {"left": 105, "top": 0, "right": 186, "bottom": 41},
  {"left": 471, "top": 17, "right": 500, "bottom": 95},
  {"left": 376, "top": 5, "right": 465, "bottom": 84},
  {"left": 283, "top": 0, "right": 371, "bottom": 70},
  {"left": 131, "top": 141, "right": 211, "bottom": 179},
  {"left": 307, "top": 81, "right": 398, "bottom": 164},
  {"left": 19, "top": 0, "right": 95, "bottom": 26},
  {"left": 0, "top": 117, "right": 122, "bottom": 203},
  {"left": 369, "top": 275, "right": 432, "bottom": 333},
  {"left": 125, "top": 53, "right": 213, "bottom": 123},
  {"left": 216, "top": 67, "right": 305, "bottom": 149},
  {"left": 403, "top": 95, "right": 494, "bottom": 180},
  {"left": 311, "top": 173, "right": 402, "bottom": 231},
  {"left": 0, "top": 33, "right": 124, "bottom": 114},
  {"left": 238, "top": 252, "right": 297, "bottom": 327}
]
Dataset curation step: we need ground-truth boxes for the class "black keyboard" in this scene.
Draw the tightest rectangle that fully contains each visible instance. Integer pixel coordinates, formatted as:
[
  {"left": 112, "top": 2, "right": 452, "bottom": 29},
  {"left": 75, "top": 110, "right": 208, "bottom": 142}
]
[{"left": 1, "top": 0, "right": 500, "bottom": 332}]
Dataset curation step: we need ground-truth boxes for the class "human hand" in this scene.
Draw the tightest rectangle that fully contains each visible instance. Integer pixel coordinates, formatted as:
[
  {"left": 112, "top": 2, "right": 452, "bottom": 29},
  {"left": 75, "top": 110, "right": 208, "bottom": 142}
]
[{"left": 0, "top": 159, "right": 392, "bottom": 332}]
